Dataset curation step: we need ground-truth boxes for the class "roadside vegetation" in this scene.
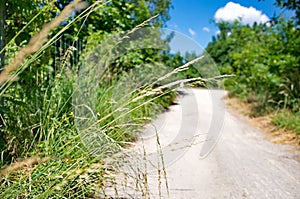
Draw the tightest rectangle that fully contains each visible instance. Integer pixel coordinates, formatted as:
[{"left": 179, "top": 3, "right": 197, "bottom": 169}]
[
  {"left": 0, "top": 0, "right": 207, "bottom": 197},
  {"left": 206, "top": 0, "right": 300, "bottom": 139},
  {"left": 1, "top": 0, "right": 298, "bottom": 197}
]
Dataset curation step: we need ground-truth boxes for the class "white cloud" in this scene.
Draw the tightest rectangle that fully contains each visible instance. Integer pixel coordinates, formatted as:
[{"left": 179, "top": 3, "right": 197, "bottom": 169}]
[
  {"left": 215, "top": 30, "right": 221, "bottom": 35},
  {"left": 188, "top": 28, "right": 196, "bottom": 36},
  {"left": 202, "top": 27, "right": 210, "bottom": 32},
  {"left": 214, "top": 2, "right": 269, "bottom": 25}
]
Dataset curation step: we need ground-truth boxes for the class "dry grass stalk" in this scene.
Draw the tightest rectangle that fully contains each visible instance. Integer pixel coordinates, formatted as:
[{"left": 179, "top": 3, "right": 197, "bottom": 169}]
[
  {"left": 156, "top": 55, "right": 205, "bottom": 83},
  {"left": 0, "top": 156, "right": 50, "bottom": 177},
  {"left": 0, "top": 0, "right": 88, "bottom": 85},
  {"left": 155, "top": 130, "right": 169, "bottom": 198}
]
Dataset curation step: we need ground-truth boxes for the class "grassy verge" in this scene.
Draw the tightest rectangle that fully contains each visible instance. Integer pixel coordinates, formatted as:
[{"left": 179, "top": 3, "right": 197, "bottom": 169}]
[
  {"left": 0, "top": 65, "right": 177, "bottom": 197},
  {"left": 226, "top": 94, "right": 300, "bottom": 144},
  {"left": 0, "top": 1, "right": 178, "bottom": 197},
  {"left": 0, "top": 0, "right": 219, "bottom": 196},
  {"left": 271, "top": 110, "right": 300, "bottom": 138}
]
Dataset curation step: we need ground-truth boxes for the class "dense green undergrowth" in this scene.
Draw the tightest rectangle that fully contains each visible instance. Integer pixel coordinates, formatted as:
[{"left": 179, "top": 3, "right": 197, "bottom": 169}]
[
  {"left": 0, "top": 68, "right": 176, "bottom": 197},
  {"left": 0, "top": 0, "right": 189, "bottom": 197}
]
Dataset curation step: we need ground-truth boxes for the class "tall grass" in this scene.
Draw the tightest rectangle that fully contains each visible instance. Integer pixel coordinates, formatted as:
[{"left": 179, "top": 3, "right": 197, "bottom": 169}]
[
  {"left": 0, "top": 1, "right": 199, "bottom": 198},
  {"left": 271, "top": 110, "right": 300, "bottom": 138},
  {"left": 0, "top": 1, "right": 224, "bottom": 197}
]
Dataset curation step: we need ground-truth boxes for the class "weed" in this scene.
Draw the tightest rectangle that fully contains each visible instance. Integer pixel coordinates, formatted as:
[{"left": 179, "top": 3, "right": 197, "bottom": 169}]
[{"left": 271, "top": 110, "right": 300, "bottom": 137}]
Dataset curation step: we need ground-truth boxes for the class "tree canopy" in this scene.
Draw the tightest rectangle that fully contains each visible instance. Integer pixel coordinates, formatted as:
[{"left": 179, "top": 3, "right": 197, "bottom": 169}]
[{"left": 206, "top": 15, "right": 300, "bottom": 113}]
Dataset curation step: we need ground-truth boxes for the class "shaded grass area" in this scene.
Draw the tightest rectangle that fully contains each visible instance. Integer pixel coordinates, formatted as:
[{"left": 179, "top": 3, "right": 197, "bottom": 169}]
[
  {"left": 0, "top": 14, "right": 178, "bottom": 199},
  {"left": 0, "top": 30, "right": 179, "bottom": 197},
  {"left": 0, "top": 30, "right": 180, "bottom": 196},
  {"left": 0, "top": 73, "right": 176, "bottom": 197},
  {"left": 0, "top": 1, "right": 213, "bottom": 196}
]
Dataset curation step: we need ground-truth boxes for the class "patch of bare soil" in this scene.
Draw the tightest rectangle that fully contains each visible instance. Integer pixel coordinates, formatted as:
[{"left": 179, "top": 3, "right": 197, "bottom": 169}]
[{"left": 225, "top": 96, "right": 300, "bottom": 146}]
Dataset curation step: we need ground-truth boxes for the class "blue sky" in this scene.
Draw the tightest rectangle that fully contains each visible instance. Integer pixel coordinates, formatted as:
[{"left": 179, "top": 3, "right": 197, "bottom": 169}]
[{"left": 166, "top": 0, "right": 293, "bottom": 54}]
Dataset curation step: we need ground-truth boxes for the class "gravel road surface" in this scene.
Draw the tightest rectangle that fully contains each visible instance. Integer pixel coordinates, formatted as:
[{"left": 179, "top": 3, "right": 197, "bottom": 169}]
[{"left": 104, "top": 88, "right": 300, "bottom": 199}]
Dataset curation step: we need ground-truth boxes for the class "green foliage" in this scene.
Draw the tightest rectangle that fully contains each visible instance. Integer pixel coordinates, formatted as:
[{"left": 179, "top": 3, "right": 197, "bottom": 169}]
[
  {"left": 0, "top": 66, "right": 74, "bottom": 161},
  {"left": 274, "top": 0, "right": 300, "bottom": 25},
  {"left": 272, "top": 110, "right": 300, "bottom": 136},
  {"left": 0, "top": 0, "right": 173, "bottom": 162},
  {"left": 206, "top": 17, "right": 300, "bottom": 113},
  {"left": 0, "top": 0, "right": 187, "bottom": 197},
  {"left": 5, "top": 0, "right": 57, "bottom": 43},
  {"left": 258, "top": 0, "right": 299, "bottom": 24}
]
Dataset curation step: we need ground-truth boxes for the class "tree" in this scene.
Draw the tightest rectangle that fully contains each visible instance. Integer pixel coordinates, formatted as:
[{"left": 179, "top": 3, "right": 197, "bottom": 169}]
[
  {"left": 275, "top": 0, "right": 300, "bottom": 24},
  {"left": 206, "top": 16, "right": 300, "bottom": 112},
  {"left": 259, "top": 0, "right": 300, "bottom": 25}
]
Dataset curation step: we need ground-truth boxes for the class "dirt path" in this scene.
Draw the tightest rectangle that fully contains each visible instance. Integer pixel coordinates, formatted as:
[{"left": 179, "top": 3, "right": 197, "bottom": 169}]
[{"left": 104, "top": 88, "right": 300, "bottom": 199}]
